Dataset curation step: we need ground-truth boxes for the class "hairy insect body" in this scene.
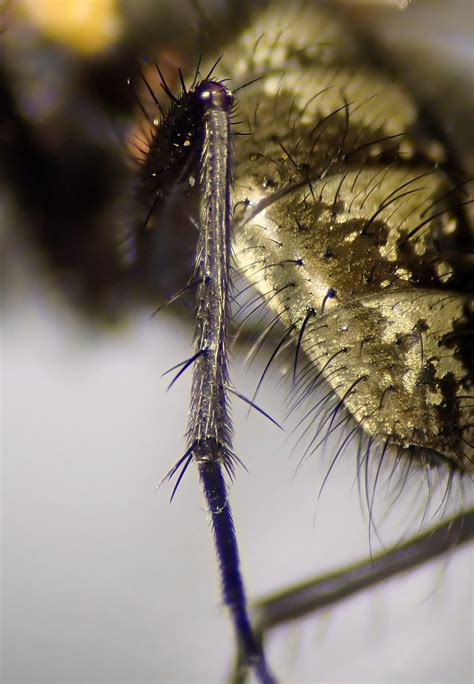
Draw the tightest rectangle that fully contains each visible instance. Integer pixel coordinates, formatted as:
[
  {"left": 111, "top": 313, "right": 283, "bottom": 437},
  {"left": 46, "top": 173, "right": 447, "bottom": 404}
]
[{"left": 214, "top": 2, "right": 474, "bottom": 471}]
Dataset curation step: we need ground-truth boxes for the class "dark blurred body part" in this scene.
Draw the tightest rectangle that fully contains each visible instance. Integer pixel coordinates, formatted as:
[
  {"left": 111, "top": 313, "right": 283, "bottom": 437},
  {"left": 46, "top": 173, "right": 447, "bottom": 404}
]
[{"left": 1, "top": 0, "right": 472, "bottom": 321}]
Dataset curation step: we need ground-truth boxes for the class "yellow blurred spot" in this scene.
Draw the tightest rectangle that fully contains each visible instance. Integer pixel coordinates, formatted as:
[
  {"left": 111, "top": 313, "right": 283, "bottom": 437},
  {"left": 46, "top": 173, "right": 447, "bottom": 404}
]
[{"left": 19, "top": 0, "right": 122, "bottom": 55}]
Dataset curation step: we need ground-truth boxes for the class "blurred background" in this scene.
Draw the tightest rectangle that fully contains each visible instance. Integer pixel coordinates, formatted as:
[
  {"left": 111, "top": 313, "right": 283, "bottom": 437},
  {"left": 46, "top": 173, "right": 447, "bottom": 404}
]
[{"left": 2, "top": 1, "right": 473, "bottom": 682}]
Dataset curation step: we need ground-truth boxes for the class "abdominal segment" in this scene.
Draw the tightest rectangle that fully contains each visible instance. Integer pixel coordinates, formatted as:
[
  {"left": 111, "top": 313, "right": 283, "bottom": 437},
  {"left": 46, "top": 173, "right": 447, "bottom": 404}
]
[{"left": 221, "top": 2, "right": 473, "bottom": 471}]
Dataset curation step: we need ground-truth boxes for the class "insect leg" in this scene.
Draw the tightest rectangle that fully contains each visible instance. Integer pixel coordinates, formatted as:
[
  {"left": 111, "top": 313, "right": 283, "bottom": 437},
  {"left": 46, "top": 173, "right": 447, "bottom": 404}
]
[
  {"left": 229, "top": 507, "right": 474, "bottom": 683},
  {"left": 186, "top": 81, "right": 275, "bottom": 683}
]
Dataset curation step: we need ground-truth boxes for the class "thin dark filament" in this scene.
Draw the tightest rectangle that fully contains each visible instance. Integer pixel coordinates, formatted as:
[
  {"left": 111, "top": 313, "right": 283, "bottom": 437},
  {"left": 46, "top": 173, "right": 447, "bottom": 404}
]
[
  {"left": 128, "top": 78, "right": 154, "bottom": 125},
  {"left": 294, "top": 347, "right": 348, "bottom": 407},
  {"left": 243, "top": 309, "right": 287, "bottom": 367},
  {"left": 169, "top": 451, "right": 194, "bottom": 502},
  {"left": 226, "top": 385, "right": 283, "bottom": 431},
  {"left": 204, "top": 54, "right": 224, "bottom": 81},
  {"left": 419, "top": 176, "right": 473, "bottom": 218},
  {"left": 310, "top": 412, "right": 353, "bottom": 471},
  {"left": 296, "top": 391, "right": 351, "bottom": 473},
  {"left": 233, "top": 75, "right": 265, "bottom": 94},
  {"left": 249, "top": 322, "right": 297, "bottom": 409},
  {"left": 362, "top": 186, "right": 429, "bottom": 235},
  {"left": 153, "top": 61, "right": 179, "bottom": 103},
  {"left": 139, "top": 71, "right": 165, "bottom": 116},
  {"left": 392, "top": 199, "right": 473, "bottom": 254},
  {"left": 187, "top": 52, "right": 202, "bottom": 90},
  {"left": 178, "top": 67, "right": 187, "bottom": 93},
  {"left": 157, "top": 446, "right": 194, "bottom": 498},
  {"left": 345, "top": 131, "right": 405, "bottom": 158},
  {"left": 151, "top": 277, "right": 202, "bottom": 315},
  {"left": 162, "top": 349, "right": 206, "bottom": 390},
  {"left": 367, "top": 438, "right": 390, "bottom": 556},
  {"left": 290, "top": 387, "right": 340, "bottom": 456},
  {"left": 290, "top": 356, "right": 342, "bottom": 417},
  {"left": 322, "top": 376, "right": 368, "bottom": 449},
  {"left": 289, "top": 348, "right": 330, "bottom": 411}
]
